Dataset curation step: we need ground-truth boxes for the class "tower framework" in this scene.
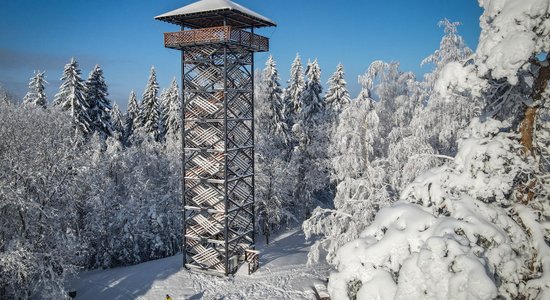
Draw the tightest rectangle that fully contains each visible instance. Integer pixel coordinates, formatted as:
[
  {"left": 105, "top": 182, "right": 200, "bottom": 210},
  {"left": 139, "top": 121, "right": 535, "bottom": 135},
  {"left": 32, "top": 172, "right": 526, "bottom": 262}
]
[{"left": 156, "top": 0, "right": 275, "bottom": 276}]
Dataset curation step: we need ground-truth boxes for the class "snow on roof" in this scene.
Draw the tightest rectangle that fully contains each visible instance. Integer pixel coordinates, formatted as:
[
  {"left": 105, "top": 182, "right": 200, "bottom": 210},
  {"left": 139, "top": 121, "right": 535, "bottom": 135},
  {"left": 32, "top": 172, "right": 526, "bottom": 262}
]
[{"left": 155, "top": 0, "right": 276, "bottom": 28}]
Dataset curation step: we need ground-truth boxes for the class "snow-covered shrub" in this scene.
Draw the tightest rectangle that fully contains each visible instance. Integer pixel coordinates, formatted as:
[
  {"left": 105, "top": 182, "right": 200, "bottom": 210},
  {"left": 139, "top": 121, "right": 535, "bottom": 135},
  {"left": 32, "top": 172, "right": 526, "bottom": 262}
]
[
  {"left": 303, "top": 95, "right": 390, "bottom": 265},
  {"left": 0, "top": 104, "right": 79, "bottom": 299},
  {"left": 329, "top": 118, "right": 550, "bottom": 299},
  {"left": 78, "top": 134, "right": 182, "bottom": 268}
]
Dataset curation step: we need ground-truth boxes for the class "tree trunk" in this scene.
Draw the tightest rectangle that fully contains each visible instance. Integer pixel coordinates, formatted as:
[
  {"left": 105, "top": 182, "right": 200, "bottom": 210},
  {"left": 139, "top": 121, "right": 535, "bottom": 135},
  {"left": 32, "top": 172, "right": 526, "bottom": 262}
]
[
  {"left": 521, "top": 55, "right": 550, "bottom": 151},
  {"left": 518, "top": 55, "right": 550, "bottom": 203},
  {"left": 519, "top": 105, "right": 538, "bottom": 154}
]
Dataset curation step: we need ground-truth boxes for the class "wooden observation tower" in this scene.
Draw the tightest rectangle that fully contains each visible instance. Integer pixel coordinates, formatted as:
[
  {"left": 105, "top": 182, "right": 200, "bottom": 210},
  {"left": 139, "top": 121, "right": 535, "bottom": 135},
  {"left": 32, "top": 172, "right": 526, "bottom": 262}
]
[{"left": 155, "top": 0, "right": 275, "bottom": 276}]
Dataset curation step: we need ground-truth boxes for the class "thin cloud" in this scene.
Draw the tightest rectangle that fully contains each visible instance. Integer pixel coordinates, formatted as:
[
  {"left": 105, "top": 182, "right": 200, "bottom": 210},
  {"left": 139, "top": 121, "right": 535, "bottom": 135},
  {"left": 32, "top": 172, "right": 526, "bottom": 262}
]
[
  {"left": 0, "top": 48, "right": 68, "bottom": 71},
  {"left": 0, "top": 48, "right": 118, "bottom": 72}
]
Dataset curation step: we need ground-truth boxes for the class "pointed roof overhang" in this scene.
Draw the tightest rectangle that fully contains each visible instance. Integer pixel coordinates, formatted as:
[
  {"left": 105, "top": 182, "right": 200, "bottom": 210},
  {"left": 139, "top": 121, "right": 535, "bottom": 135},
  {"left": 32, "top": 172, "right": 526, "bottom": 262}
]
[{"left": 155, "top": 0, "right": 276, "bottom": 29}]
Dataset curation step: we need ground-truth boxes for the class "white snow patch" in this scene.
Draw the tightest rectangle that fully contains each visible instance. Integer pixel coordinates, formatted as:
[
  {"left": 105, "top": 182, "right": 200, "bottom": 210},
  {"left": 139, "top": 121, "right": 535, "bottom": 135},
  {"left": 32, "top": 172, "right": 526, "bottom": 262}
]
[{"left": 67, "top": 229, "right": 328, "bottom": 299}]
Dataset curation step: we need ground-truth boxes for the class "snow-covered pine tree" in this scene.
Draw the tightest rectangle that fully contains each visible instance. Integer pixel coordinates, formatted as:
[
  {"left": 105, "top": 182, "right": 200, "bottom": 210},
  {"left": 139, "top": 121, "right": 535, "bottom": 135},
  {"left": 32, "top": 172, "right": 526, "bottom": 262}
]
[
  {"left": 324, "top": 63, "right": 351, "bottom": 115},
  {"left": 163, "top": 78, "right": 181, "bottom": 140},
  {"left": 157, "top": 88, "right": 168, "bottom": 142},
  {"left": 255, "top": 55, "right": 293, "bottom": 244},
  {"left": 85, "top": 65, "right": 113, "bottom": 138},
  {"left": 53, "top": 58, "right": 92, "bottom": 136},
  {"left": 260, "top": 55, "right": 288, "bottom": 145},
  {"left": 124, "top": 90, "right": 140, "bottom": 143},
  {"left": 299, "top": 59, "right": 324, "bottom": 121},
  {"left": 110, "top": 103, "right": 124, "bottom": 138},
  {"left": 140, "top": 67, "right": 161, "bottom": 141},
  {"left": 0, "top": 84, "right": 17, "bottom": 108},
  {"left": 324, "top": 63, "right": 352, "bottom": 201},
  {"left": 23, "top": 70, "right": 48, "bottom": 108},
  {"left": 283, "top": 53, "right": 305, "bottom": 124},
  {"left": 292, "top": 58, "right": 331, "bottom": 218}
]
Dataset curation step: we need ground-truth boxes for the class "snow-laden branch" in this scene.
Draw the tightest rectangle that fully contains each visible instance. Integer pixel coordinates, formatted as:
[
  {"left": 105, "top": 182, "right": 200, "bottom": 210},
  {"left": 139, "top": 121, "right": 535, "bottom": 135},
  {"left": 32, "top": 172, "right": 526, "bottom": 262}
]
[
  {"left": 408, "top": 153, "right": 455, "bottom": 161},
  {"left": 315, "top": 208, "right": 357, "bottom": 220}
]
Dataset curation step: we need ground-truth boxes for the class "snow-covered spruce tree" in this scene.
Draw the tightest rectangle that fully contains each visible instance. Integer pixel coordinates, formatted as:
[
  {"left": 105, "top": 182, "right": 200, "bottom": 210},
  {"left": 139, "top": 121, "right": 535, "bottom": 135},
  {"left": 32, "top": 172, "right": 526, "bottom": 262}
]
[
  {"left": 258, "top": 56, "right": 288, "bottom": 146},
  {"left": 53, "top": 58, "right": 93, "bottom": 136},
  {"left": 124, "top": 90, "right": 140, "bottom": 144},
  {"left": 22, "top": 70, "right": 48, "bottom": 108},
  {"left": 255, "top": 56, "right": 293, "bottom": 244},
  {"left": 283, "top": 53, "right": 305, "bottom": 126},
  {"left": 0, "top": 84, "right": 17, "bottom": 108},
  {"left": 85, "top": 64, "right": 113, "bottom": 138},
  {"left": 299, "top": 59, "right": 324, "bottom": 121},
  {"left": 157, "top": 88, "right": 168, "bottom": 142},
  {"left": 325, "top": 63, "right": 351, "bottom": 116},
  {"left": 140, "top": 66, "right": 161, "bottom": 141},
  {"left": 110, "top": 103, "right": 124, "bottom": 138},
  {"left": 163, "top": 78, "right": 181, "bottom": 141},
  {"left": 292, "top": 59, "right": 331, "bottom": 218}
]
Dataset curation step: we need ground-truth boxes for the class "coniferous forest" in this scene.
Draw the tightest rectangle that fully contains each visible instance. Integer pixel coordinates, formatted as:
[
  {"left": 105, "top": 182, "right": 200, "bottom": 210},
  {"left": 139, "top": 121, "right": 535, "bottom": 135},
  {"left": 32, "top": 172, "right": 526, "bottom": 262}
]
[{"left": 1, "top": 0, "right": 550, "bottom": 298}]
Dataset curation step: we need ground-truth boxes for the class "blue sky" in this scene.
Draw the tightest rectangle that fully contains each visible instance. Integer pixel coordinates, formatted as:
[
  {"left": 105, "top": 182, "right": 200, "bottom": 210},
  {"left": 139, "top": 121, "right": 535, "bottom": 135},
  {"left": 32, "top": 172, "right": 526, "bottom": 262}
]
[{"left": 0, "top": 0, "right": 483, "bottom": 110}]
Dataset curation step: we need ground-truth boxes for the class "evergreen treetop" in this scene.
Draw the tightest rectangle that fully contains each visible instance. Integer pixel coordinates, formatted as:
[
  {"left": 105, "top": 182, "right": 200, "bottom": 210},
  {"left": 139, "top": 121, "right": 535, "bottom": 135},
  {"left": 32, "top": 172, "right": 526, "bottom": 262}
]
[
  {"left": 140, "top": 66, "right": 161, "bottom": 140},
  {"left": 23, "top": 71, "right": 48, "bottom": 108},
  {"left": 164, "top": 78, "right": 181, "bottom": 139},
  {"left": 85, "top": 64, "right": 113, "bottom": 138},
  {"left": 285, "top": 53, "right": 305, "bottom": 117},
  {"left": 299, "top": 59, "right": 324, "bottom": 121},
  {"left": 53, "top": 58, "right": 92, "bottom": 135},
  {"left": 325, "top": 63, "right": 351, "bottom": 113}
]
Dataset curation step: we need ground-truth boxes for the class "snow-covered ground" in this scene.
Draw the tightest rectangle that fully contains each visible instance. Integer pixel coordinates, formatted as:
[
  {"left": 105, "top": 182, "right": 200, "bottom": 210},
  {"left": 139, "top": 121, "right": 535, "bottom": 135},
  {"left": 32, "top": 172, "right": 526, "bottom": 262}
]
[{"left": 67, "top": 228, "right": 330, "bottom": 299}]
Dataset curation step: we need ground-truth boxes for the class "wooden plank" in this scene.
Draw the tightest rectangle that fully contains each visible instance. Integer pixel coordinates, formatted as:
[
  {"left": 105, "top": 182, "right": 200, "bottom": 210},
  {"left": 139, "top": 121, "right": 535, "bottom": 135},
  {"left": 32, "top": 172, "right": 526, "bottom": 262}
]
[{"left": 314, "top": 283, "right": 330, "bottom": 300}]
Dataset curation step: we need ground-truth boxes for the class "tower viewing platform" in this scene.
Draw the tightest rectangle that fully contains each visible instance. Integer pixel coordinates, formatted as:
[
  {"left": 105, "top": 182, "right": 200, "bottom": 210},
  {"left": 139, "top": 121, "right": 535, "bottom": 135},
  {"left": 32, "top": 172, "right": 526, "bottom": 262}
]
[{"left": 162, "top": 26, "right": 269, "bottom": 52}]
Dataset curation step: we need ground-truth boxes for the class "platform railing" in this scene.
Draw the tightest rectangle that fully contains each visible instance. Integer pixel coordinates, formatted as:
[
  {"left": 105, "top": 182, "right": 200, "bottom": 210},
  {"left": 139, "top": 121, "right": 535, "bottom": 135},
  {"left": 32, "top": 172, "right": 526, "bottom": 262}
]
[{"left": 164, "top": 26, "right": 269, "bottom": 52}]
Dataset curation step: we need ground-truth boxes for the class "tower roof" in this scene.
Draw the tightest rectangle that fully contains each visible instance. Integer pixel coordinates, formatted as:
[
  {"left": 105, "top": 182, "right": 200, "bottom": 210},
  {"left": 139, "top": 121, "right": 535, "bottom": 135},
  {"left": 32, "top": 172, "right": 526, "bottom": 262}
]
[{"left": 155, "top": 0, "right": 276, "bottom": 29}]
